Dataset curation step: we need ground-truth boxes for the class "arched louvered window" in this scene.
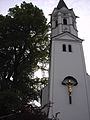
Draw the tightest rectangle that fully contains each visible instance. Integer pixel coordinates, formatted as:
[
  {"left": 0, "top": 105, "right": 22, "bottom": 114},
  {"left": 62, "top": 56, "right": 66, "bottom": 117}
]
[
  {"left": 63, "top": 18, "right": 67, "bottom": 25},
  {"left": 55, "top": 20, "right": 58, "bottom": 27}
]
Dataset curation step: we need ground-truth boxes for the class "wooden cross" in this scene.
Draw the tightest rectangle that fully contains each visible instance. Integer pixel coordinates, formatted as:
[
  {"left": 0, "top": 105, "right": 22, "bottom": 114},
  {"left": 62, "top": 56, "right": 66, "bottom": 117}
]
[
  {"left": 68, "top": 80, "right": 72, "bottom": 104},
  {"left": 62, "top": 76, "right": 78, "bottom": 104}
]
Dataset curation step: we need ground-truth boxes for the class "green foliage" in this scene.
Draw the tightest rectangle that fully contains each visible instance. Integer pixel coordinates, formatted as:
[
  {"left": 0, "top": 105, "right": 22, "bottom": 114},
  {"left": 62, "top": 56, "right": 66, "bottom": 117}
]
[
  {"left": 0, "top": 104, "right": 57, "bottom": 120},
  {"left": 0, "top": 1, "right": 49, "bottom": 116},
  {"left": 0, "top": 90, "right": 22, "bottom": 116}
]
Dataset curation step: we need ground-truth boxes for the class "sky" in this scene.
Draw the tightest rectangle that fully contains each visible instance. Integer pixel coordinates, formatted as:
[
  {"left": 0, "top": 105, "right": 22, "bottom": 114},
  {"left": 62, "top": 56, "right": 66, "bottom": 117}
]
[{"left": 0, "top": 0, "right": 90, "bottom": 75}]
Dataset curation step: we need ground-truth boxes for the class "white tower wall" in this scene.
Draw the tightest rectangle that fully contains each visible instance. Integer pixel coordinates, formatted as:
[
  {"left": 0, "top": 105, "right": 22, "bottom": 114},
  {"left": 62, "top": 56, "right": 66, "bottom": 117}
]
[
  {"left": 49, "top": 39, "right": 90, "bottom": 120},
  {"left": 42, "top": 1, "right": 90, "bottom": 120}
]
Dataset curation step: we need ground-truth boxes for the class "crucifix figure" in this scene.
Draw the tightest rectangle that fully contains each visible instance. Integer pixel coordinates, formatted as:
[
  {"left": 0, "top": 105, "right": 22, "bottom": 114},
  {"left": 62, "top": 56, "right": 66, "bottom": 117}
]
[
  {"left": 62, "top": 76, "right": 78, "bottom": 104},
  {"left": 68, "top": 80, "right": 72, "bottom": 104}
]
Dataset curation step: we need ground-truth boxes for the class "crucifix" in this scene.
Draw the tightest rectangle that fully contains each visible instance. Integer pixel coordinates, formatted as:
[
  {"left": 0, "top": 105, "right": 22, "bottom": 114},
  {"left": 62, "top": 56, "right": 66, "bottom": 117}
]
[
  {"left": 62, "top": 76, "right": 78, "bottom": 104},
  {"left": 68, "top": 80, "right": 72, "bottom": 104}
]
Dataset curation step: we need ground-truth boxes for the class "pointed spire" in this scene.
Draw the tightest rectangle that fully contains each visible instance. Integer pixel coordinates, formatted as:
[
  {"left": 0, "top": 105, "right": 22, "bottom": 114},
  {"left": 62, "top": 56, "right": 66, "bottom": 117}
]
[{"left": 57, "top": 0, "right": 68, "bottom": 9}]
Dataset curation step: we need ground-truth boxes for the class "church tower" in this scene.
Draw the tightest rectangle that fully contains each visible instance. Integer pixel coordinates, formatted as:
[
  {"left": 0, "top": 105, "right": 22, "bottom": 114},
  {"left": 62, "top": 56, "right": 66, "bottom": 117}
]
[{"left": 42, "top": 0, "right": 90, "bottom": 120}]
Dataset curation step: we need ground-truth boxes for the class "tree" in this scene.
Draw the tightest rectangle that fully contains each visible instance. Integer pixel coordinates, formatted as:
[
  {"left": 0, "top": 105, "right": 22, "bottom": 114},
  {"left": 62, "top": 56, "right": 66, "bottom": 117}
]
[
  {"left": 0, "top": 1, "right": 49, "bottom": 115},
  {"left": 0, "top": 104, "right": 59, "bottom": 120}
]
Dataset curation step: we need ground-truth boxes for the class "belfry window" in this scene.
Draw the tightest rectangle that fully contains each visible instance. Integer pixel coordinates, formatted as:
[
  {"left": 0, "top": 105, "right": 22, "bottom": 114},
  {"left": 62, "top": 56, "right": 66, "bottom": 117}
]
[
  {"left": 62, "top": 44, "right": 66, "bottom": 52},
  {"left": 68, "top": 45, "right": 72, "bottom": 52},
  {"left": 55, "top": 20, "right": 58, "bottom": 27},
  {"left": 63, "top": 18, "right": 67, "bottom": 25}
]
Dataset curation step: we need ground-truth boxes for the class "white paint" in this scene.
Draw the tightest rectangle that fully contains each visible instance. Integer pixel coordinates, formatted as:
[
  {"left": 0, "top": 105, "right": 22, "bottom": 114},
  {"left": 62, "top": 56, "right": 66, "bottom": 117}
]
[{"left": 42, "top": 1, "right": 90, "bottom": 120}]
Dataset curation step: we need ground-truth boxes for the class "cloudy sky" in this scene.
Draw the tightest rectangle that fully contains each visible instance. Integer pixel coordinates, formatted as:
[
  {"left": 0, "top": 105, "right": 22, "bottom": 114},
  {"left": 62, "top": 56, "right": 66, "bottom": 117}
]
[{"left": 0, "top": 0, "right": 90, "bottom": 74}]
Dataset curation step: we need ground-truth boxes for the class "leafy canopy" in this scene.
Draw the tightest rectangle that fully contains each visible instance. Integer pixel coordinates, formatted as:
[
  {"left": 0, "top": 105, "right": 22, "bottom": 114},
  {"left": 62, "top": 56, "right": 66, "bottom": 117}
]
[{"left": 0, "top": 1, "right": 49, "bottom": 116}]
